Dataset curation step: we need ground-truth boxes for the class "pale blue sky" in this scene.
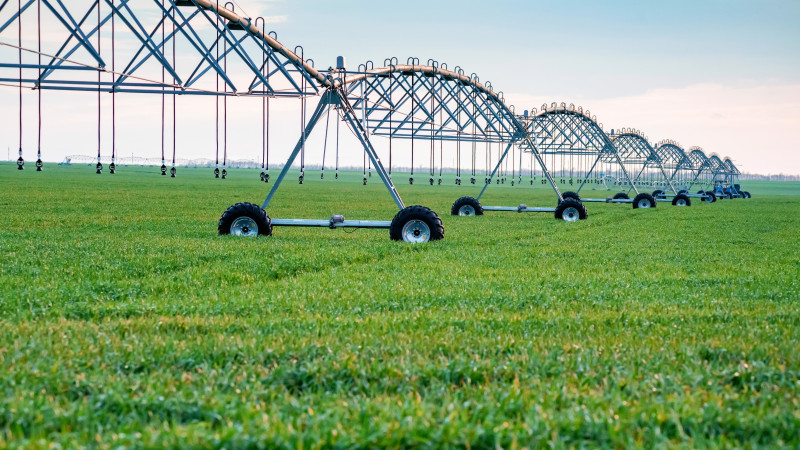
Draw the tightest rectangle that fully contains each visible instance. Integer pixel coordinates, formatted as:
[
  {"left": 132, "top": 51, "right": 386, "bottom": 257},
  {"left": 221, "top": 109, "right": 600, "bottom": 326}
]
[
  {"left": 257, "top": 0, "right": 800, "bottom": 98},
  {"left": 226, "top": 0, "right": 800, "bottom": 174},
  {"left": 1, "top": 0, "right": 798, "bottom": 174}
]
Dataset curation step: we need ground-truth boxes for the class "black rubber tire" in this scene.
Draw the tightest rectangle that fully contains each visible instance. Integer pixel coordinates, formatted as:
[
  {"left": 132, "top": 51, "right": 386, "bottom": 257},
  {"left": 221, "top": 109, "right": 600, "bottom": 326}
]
[
  {"left": 678, "top": 189, "right": 688, "bottom": 195},
  {"left": 218, "top": 202, "right": 272, "bottom": 236},
  {"left": 697, "top": 190, "right": 706, "bottom": 195},
  {"left": 560, "top": 191, "right": 581, "bottom": 203},
  {"left": 389, "top": 206, "right": 444, "bottom": 242},
  {"left": 743, "top": 191, "right": 752, "bottom": 199},
  {"left": 450, "top": 196, "right": 484, "bottom": 216},
  {"left": 632, "top": 193, "right": 657, "bottom": 209},
  {"left": 613, "top": 192, "right": 630, "bottom": 200},
  {"left": 554, "top": 198, "right": 588, "bottom": 221},
  {"left": 672, "top": 194, "right": 691, "bottom": 206},
  {"left": 652, "top": 189, "right": 664, "bottom": 199},
  {"left": 703, "top": 191, "right": 717, "bottom": 203}
]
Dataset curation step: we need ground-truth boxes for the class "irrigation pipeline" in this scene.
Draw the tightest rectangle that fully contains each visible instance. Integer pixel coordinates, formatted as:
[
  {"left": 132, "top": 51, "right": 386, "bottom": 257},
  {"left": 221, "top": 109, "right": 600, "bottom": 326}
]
[{"left": 0, "top": 0, "right": 742, "bottom": 182}]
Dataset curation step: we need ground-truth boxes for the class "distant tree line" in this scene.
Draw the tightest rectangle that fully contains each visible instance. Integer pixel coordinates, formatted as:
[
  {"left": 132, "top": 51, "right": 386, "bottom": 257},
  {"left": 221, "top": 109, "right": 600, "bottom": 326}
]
[{"left": 739, "top": 173, "right": 800, "bottom": 182}]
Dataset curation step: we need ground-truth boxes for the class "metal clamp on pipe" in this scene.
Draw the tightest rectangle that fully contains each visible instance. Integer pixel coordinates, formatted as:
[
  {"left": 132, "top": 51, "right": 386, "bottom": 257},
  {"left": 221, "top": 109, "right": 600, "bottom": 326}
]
[
  {"left": 329, "top": 215, "right": 345, "bottom": 229},
  {"left": 517, "top": 204, "right": 527, "bottom": 212}
]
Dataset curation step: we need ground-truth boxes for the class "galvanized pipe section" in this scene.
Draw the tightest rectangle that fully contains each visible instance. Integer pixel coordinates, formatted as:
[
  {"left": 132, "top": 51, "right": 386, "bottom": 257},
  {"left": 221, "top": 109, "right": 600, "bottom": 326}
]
[
  {"left": 271, "top": 219, "right": 392, "bottom": 228},
  {"left": 579, "top": 198, "right": 616, "bottom": 203},
  {"left": 482, "top": 206, "right": 557, "bottom": 213}
]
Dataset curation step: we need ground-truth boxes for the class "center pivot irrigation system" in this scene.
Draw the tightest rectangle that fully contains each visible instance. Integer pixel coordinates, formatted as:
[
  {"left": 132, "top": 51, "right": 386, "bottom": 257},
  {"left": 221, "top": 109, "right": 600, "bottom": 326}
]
[{"left": 1, "top": 0, "right": 750, "bottom": 242}]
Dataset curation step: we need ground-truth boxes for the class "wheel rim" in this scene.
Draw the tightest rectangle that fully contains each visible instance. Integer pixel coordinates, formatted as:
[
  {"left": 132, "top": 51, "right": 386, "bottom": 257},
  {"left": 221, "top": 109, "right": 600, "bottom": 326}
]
[
  {"left": 401, "top": 219, "right": 430, "bottom": 243},
  {"left": 458, "top": 204, "right": 476, "bottom": 216},
  {"left": 562, "top": 206, "right": 580, "bottom": 222},
  {"left": 638, "top": 199, "right": 652, "bottom": 208},
  {"left": 231, "top": 217, "right": 258, "bottom": 237},
  {"left": 676, "top": 199, "right": 687, "bottom": 206},
  {"left": 704, "top": 196, "right": 712, "bottom": 203}
]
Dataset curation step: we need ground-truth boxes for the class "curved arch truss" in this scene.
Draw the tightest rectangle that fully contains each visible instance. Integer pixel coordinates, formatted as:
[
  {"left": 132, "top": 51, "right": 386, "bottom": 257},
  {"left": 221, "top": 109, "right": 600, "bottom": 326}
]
[
  {"left": 653, "top": 140, "right": 703, "bottom": 191},
  {"left": 610, "top": 129, "right": 658, "bottom": 162},
  {"left": 342, "top": 64, "right": 519, "bottom": 143},
  {"left": 654, "top": 140, "right": 692, "bottom": 170},
  {"left": 688, "top": 147, "right": 713, "bottom": 172},
  {"left": 0, "top": 0, "right": 319, "bottom": 96},
  {"left": 261, "top": 63, "right": 564, "bottom": 211},
  {"left": 521, "top": 103, "right": 641, "bottom": 195},
  {"left": 528, "top": 103, "right": 616, "bottom": 159},
  {"left": 610, "top": 129, "right": 677, "bottom": 193},
  {"left": 686, "top": 147, "right": 717, "bottom": 190},
  {"left": 723, "top": 157, "right": 740, "bottom": 176},
  {"left": 708, "top": 154, "right": 736, "bottom": 181}
]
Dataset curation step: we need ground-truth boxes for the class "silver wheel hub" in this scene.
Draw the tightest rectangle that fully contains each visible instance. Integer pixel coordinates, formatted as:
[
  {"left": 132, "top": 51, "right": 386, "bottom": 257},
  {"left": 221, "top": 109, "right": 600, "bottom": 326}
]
[
  {"left": 638, "top": 199, "right": 652, "bottom": 208},
  {"left": 458, "top": 205, "right": 476, "bottom": 216},
  {"left": 562, "top": 206, "right": 580, "bottom": 222},
  {"left": 676, "top": 199, "right": 687, "bottom": 206},
  {"left": 401, "top": 219, "right": 430, "bottom": 243},
  {"left": 231, "top": 217, "right": 258, "bottom": 237}
]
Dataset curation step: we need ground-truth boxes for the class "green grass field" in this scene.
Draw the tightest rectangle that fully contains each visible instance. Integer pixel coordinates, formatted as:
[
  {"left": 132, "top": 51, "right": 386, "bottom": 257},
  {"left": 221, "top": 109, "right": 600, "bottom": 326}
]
[{"left": 1, "top": 162, "right": 799, "bottom": 448}]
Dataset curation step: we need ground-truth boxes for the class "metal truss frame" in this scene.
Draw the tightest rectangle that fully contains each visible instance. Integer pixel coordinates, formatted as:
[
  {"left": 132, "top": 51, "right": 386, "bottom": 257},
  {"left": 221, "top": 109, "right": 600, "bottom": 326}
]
[
  {"left": 337, "top": 63, "right": 565, "bottom": 212},
  {"left": 707, "top": 154, "right": 741, "bottom": 196},
  {"left": 259, "top": 63, "right": 567, "bottom": 230},
  {"left": 525, "top": 103, "right": 641, "bottom": 202},
  {"left": 686, "top": 147, "right": 718, "bottom": 191},
  {"left": 654, "top": 140, "right": 694, "bottom": 188},
  {"left": 609, "top": 129, "right": 677, "bottom": 198},
  {"left": 0, "top": 0, "right": 319, "bottom": 97},
  {"left": 723, "top": 157, "right": 743, "bottom": 196},
  {"left": 3, "top": 1, "right": 749, "bottom": 236}
]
